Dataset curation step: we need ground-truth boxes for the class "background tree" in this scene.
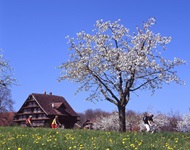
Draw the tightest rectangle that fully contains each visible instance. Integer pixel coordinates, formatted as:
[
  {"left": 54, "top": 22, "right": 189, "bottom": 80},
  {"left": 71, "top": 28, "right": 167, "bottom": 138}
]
[
  {"left": 177, "top": 113, "right": 190, "bottom": 132},
  {"left": 0, "top": 49, "right": 16, "bottom": 112},
  {"left": 0, "top": 49, "right": 16, "bottom": 88},
  {"left": 93, "top": 111, "right": 121, "bottom": 131},
  {"left": 77, "top": 109, "right": 110, "bottom": 127},
  {"left": 0, "top": 87, "right": 14, "bottom": 112},
  {"left": 58, "top": 18, "right": 186, "bottom": 132}
]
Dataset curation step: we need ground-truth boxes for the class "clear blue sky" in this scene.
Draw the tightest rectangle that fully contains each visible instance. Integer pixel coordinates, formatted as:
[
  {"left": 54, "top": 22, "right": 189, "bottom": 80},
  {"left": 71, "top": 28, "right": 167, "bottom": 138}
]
[{"left": 0, "top": 0, "right": 190, "bottom": 114}]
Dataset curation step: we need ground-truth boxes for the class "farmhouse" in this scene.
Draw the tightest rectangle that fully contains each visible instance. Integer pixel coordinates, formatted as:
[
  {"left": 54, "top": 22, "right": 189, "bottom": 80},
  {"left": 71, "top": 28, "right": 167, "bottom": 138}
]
[{"left": 14, "top": 92, "right": 79, "bottom": 128}]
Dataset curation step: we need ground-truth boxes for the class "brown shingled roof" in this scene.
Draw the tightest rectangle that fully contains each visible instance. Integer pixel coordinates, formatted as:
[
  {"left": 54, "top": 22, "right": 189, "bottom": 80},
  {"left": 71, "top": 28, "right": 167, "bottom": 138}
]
[{"left": 32, "top": 93, "right": 78, "bottom": 116}]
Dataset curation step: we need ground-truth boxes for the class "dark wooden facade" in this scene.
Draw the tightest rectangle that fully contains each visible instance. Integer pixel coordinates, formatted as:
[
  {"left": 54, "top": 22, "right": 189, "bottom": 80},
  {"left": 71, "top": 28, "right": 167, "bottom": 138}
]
[{"left": 14, "top": 93, "right": 79, "bottom": 128}]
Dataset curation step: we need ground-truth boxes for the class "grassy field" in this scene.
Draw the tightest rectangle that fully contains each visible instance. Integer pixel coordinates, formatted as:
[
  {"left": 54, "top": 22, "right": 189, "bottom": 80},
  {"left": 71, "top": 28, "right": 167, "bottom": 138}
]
[{"left": 0, "top": 127, "right": 190, "bottom": 150}]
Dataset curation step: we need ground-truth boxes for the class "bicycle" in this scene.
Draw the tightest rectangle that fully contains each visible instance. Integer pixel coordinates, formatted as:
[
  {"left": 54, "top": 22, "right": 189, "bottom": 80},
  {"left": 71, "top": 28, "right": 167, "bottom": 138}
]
[{"left": 150, "top": 124, "right": 162, "bottom": 133}]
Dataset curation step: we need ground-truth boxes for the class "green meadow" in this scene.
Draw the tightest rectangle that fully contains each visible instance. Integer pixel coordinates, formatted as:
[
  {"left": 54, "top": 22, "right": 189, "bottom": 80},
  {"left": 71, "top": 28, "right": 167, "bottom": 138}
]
[{"left": 0, "top": 127, "right": 190, "bottom": 150}]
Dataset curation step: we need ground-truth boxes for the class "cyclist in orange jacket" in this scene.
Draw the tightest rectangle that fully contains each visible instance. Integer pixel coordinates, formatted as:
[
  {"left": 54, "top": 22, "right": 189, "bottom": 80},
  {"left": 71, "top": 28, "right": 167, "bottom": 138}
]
[{"left": 26, "top": 115, "right": 33, "bottom": 127}]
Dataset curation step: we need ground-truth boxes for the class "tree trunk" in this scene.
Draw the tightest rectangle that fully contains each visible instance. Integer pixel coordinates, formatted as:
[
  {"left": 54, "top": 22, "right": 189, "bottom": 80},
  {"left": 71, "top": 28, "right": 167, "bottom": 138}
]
[{"left": 118, "top": 104, "right": 126, "bottom": 132}]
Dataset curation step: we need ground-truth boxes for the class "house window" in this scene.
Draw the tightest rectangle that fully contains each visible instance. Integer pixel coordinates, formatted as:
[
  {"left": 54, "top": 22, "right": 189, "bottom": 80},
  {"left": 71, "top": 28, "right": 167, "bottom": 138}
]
[
  {"left": 34, "top": 108, "right": 37, "bottom": 113},
  {"left": 27, "top": 109, "right": 31, "bottom": 113},
  {"left": 42, "top": 114, "right": 46, "bottom": 118},
  {"left": 28, "top": 102, "right": 33, "bottom": 106},
  {"left": 32, "top": 102, "right": 37, "bottom": 106},
  {"left": 38, "top": 114, "right": 42, "bottom": 118},
  {"left": 23, "top": 108, "right": 30, "bottom": 113},
  {"left": 37, "top": 108, "right": 42, "bottom": 113},
  {"left": 33, "top": 120, "right": 45, "bottom": 126}
]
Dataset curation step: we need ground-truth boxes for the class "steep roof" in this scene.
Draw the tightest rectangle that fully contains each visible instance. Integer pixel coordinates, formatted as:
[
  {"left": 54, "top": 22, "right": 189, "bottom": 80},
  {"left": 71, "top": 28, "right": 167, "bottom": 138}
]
[{"left": 30, "top": 93, "right": 78, "bottom": 116}]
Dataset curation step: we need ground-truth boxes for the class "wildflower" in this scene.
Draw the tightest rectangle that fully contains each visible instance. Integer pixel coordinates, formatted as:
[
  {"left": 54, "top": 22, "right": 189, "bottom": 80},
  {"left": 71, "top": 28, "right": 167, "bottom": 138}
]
[
  {"left": 130, "top": 144, "right": 135, "bottom": 148},
  {"left": 79, "top": 144, "right": 84, "bottom": 150},
  {"left": 174, "top": 138, "right": 178, "bottom": 143},
  {"left": 138, "top": 141, "right": 143, "bottom": 146}
]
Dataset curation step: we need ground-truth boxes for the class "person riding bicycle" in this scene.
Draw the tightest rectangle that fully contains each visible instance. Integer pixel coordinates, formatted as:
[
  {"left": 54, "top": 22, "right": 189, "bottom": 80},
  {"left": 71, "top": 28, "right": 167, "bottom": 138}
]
[
  {"left": 143, "top": 114, "right": 157, "bottom": 132},
  {"left": 26, "top": 115, "right": 33, "bottom": 127},
  {"left": 51, "top": 115, "right": 61, "bottom": 129}
]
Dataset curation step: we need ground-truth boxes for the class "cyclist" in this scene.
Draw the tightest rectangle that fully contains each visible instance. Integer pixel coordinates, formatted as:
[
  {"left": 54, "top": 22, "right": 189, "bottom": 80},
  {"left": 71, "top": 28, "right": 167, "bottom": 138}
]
[{"left": 143, "top": 114, "right": 157, "bottom": 132}]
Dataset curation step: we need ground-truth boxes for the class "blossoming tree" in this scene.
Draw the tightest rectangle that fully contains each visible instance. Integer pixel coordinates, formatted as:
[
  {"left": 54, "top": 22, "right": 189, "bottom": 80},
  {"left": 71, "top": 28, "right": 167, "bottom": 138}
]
[
  {"left": 58, "top": 18, "right": 186, "bottom": 131},
  {"left": 0, "top": 49, "right": 16, "bottom": 88},
  {"left": 177, "top": 113, "right": 190, "bottom": 132},
  {"left": 0, "top": 49, "right": 16, "bottom": 112}
]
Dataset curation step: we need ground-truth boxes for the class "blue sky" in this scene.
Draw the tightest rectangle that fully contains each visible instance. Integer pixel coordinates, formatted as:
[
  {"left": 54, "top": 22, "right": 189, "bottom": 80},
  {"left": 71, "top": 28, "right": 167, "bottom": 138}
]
[{"left": 0, "top": 0, "right": 190, "bottom": 114}]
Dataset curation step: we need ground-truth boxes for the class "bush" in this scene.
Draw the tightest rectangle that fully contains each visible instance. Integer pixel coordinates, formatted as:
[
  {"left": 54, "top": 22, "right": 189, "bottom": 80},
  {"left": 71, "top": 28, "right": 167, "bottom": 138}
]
[
  {"left": 177, "top": 113, "right": 190, "bottom": 132},
  {"left": 93, "top": 112, "right": 120, "bottom": 131}
]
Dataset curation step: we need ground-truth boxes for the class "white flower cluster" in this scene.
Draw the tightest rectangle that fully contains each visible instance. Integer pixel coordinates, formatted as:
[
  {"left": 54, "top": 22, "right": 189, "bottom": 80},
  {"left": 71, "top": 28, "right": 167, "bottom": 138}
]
[
  {"left": 93, "top": 112, "right": 130, "bottom": 131},
  {"left": 93, "top": 112, "right": 120, "bottom": 131},
  {"left": 177, "top": 113, "right": 190, "bottom": 132},
  {"left": 85, "top": 110, "right": 190, "bottom": 132},
  {"left": 154, "top": 113, "right": 170, "bottom": 127},
  {"left": 58, "top": 18, "right": 186, "bottom": 103}
]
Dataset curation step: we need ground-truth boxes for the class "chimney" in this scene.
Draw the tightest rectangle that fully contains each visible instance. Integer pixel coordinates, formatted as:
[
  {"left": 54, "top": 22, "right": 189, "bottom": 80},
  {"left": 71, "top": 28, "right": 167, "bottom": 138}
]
[
  {"left": 52, "top": 102, "right": 55, "bottom": 108},
  {"left": 49, "top": 92, "right": 52, "bottom": 95}
]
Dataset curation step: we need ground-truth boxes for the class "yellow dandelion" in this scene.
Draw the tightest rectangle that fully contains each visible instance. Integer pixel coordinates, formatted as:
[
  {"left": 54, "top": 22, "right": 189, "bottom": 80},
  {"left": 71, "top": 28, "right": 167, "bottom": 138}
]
[
  {"left": 130, "top": 144, "right": 135, "bottom": 148},
  {"left": 138, "top": 141, "right": 142, "bottom": 146}
]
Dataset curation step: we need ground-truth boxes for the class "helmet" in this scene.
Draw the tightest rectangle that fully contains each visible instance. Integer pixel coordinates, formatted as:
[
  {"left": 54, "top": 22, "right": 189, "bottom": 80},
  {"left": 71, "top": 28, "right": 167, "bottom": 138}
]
[
  {"left": 29, "top": 115, "right": 32, "bottom": 118},
  {"left": 150, "top": 114, "right": 154, "bottom": 117}
]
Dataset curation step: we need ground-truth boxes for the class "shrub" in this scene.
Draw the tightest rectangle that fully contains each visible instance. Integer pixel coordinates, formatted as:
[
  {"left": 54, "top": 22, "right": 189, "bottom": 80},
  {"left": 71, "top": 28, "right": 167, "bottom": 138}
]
[
  {"left": 177, "top": 113, "right": 190, "bottom": 132},
  {"left": 93, "top": 111, "right": 120, "bottom": 131}
]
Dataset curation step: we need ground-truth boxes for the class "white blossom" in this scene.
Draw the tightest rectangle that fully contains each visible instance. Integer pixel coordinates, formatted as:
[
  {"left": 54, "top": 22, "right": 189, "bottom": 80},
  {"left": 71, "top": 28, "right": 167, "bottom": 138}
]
[
  {"left": 93, "top": 112, "right": 131, "bottom": 131},
  {"left": 58, "top": 18, "right": 186, "bottom": 131},
  {"left": 177, "top": 113, "right": 190, "bottom": 132}
]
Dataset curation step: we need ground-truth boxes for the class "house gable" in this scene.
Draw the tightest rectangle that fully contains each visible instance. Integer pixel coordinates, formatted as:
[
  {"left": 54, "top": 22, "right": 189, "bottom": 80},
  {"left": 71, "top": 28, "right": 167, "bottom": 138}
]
[{"left": 17, "top": 95, "right": 46, "bottom": 115}]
